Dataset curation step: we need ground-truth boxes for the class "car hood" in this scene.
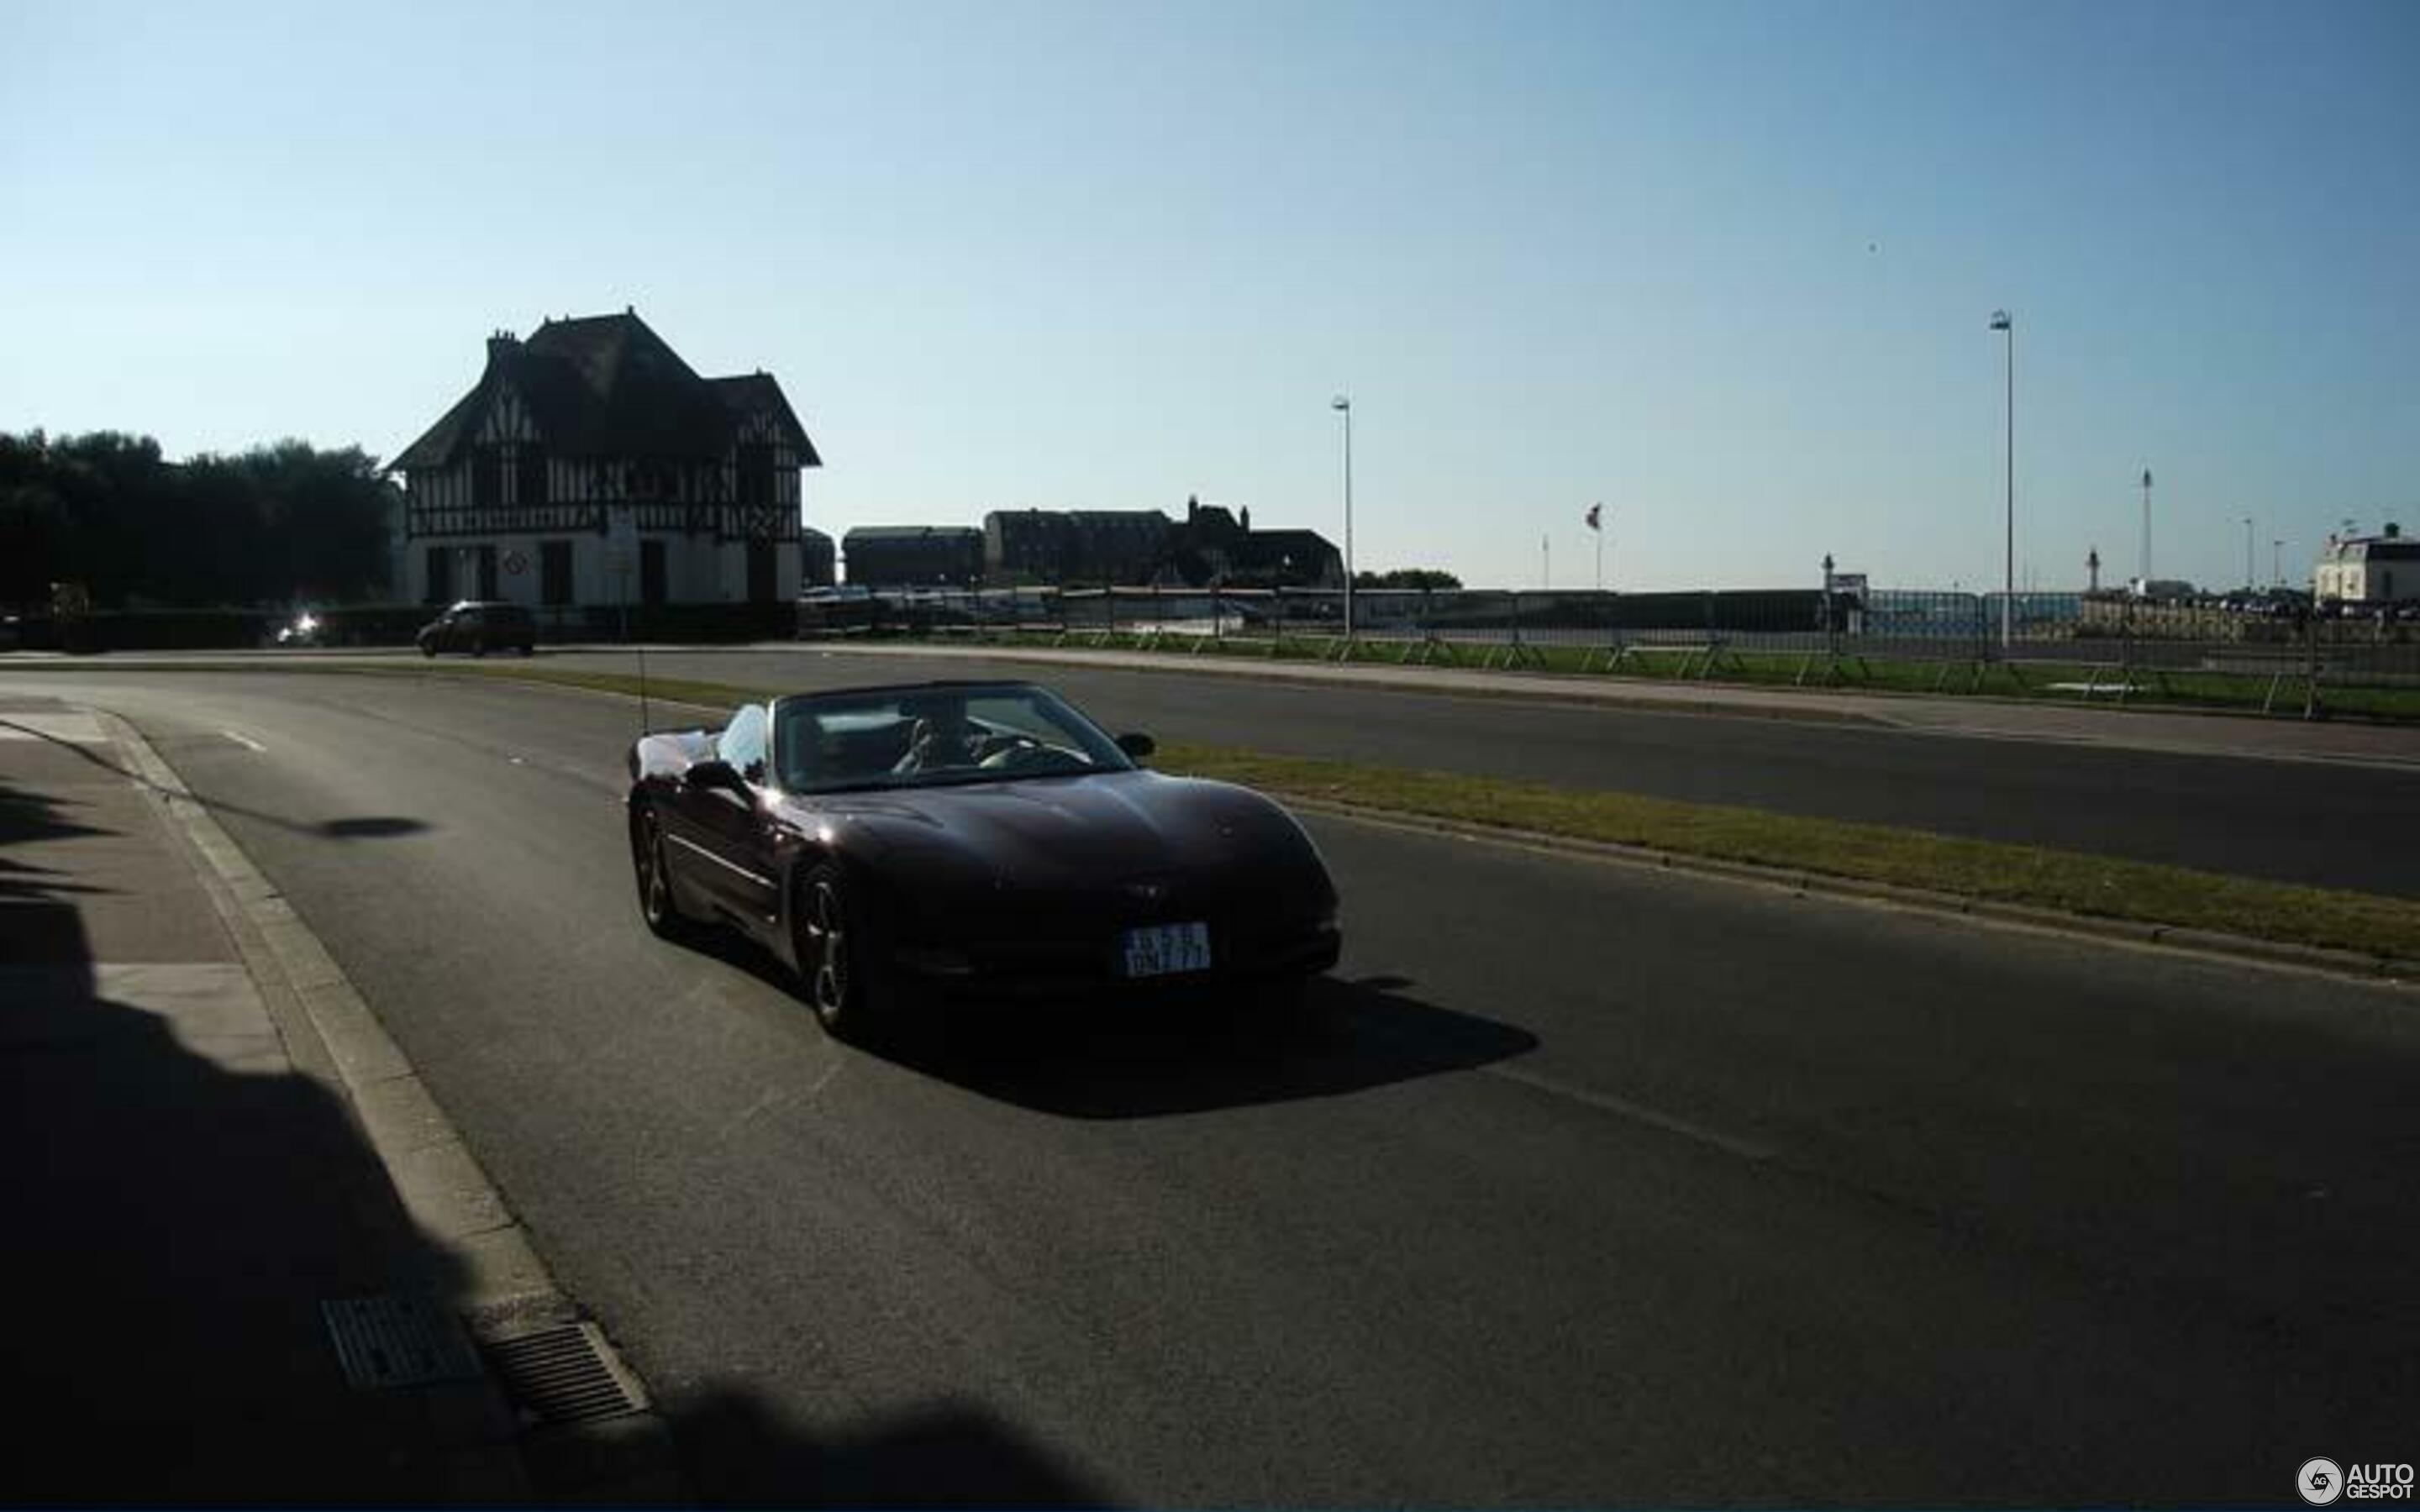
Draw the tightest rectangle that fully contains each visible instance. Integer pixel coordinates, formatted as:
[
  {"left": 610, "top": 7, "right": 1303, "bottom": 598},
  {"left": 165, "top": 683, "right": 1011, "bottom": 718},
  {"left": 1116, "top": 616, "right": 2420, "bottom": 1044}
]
[{"left": 781, "top": 769, "right": 1324, "bottom": 893}]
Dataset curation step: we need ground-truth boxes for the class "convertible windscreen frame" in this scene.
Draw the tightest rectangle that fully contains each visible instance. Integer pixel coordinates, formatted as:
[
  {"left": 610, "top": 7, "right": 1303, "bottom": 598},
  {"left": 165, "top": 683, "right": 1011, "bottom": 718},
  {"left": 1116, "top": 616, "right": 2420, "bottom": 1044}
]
[{"left": 770, "top": 683, "right": 1138, "bottom": 795}]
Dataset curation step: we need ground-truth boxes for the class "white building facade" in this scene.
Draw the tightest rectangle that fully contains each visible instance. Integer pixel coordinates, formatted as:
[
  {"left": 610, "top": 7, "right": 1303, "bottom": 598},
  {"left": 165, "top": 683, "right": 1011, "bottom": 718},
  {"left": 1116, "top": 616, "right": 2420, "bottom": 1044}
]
[
  {"left": 390, "top": 311, "right": 820, "bottom": 613},
  {"left": 2315, "top": 523, "right": 2417, "bottom": 605}
]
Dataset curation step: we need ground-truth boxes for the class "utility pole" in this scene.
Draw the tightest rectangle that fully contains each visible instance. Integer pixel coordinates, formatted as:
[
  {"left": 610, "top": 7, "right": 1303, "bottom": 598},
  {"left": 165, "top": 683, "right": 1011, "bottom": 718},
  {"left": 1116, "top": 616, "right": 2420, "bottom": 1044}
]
[
  {"left": 1990, "top": 310, "right": 2014, "bottom": 649},
  {"left": 2139, "top": 468, "right": 2154, "bottom": 585},
  {"left": 1330, "top": 396, "right": 1355, "bottom": 638}
]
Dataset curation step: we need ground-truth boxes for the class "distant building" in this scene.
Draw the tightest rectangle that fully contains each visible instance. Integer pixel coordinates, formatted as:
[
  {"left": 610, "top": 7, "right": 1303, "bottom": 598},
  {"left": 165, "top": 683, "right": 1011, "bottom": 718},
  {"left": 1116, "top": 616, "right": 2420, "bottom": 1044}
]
[
  {"left": 1168, "top": 496, "right": 1341, "bottom": 587},
  {"left": 388, "top": 309, "right": 820, "bottom": 608},
  {"left": 801, "top": 526, "right": 837, "bottom": 589},
  {"left": 2316, "top": 522, "right": 2417, "bottom": 604},
  {"left": 844, "top": 525, "right": 983, "bottom": 587},
  {"left": 978, "top": 497, "right": 1340, "bottom": 588},
  {"left": 982, "top": 508, "right": 1171, "bottom": 585}
]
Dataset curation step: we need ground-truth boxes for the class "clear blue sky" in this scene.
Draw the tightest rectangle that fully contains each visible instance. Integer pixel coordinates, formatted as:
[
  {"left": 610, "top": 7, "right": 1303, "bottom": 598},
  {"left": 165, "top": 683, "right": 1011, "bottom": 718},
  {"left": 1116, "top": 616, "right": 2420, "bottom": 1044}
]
[{"left": 3, "top": 0, "right": 2412, "bottom": 591}]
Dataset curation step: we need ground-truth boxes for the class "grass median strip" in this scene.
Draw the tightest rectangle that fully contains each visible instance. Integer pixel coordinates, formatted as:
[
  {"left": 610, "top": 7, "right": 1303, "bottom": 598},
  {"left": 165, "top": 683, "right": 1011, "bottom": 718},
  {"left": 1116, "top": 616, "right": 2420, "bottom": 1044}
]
[{"left": 281, "top": 660, "right": 2420, "bottom": 965}]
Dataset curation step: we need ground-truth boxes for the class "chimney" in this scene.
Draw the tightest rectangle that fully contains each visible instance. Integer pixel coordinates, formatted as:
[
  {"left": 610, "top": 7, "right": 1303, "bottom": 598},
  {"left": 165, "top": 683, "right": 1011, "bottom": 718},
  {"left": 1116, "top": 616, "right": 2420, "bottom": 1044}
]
[
  {"left": 486, "top": 329, "right": 518, "bottom": 364},
  {"left": 1187, "top": 494, "right": 1198, "bottom": 523},
  {"left": 2387, "top": 522, "right": 2402, "bottom": 538},
  {"left": 1240, "top": 505, "right": 1252, "bottom": 533}
]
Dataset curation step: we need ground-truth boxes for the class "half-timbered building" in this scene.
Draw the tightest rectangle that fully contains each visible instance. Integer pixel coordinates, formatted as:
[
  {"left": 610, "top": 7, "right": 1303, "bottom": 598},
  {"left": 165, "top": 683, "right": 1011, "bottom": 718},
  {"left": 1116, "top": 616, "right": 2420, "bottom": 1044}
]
[{"left": 388, "top": 309, "right": 821, "bottom": 611}]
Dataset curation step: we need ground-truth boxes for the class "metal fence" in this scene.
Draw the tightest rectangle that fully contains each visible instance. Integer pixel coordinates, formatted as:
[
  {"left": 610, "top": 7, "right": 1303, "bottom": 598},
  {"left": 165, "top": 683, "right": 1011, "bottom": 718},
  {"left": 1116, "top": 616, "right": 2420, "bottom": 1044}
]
[{"left": 802, "top": 584, "right": 2420, "bottom": 706}]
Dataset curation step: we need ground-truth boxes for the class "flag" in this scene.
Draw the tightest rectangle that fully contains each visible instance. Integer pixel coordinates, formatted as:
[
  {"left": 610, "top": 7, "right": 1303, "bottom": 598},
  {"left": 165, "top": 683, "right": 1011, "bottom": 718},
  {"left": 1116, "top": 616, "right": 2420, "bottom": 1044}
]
[{"left": 1584, "top": 503, "right": 1602, "bottom": 532}]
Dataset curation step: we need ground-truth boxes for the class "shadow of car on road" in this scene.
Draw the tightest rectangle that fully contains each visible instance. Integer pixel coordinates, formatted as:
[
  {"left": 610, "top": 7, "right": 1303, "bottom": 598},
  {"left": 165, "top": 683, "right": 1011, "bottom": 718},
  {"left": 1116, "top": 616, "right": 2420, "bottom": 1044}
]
[{"left": 669, "top": 921, "right": 1539, "bottom": 1118}]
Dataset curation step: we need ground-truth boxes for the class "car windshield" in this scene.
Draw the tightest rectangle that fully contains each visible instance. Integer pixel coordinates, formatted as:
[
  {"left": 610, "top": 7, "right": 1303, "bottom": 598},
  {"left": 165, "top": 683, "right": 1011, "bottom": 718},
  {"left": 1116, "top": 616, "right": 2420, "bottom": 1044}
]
[{"left": 774, "top": 685, "right": 1134, "bottom": 793}]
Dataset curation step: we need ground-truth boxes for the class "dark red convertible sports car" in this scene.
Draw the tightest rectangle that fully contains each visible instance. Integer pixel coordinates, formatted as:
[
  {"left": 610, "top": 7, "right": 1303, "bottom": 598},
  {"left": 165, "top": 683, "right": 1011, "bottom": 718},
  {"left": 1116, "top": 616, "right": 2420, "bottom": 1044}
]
[{"left": 625, "top": 680, "right": 1342, "bottom": 1037}]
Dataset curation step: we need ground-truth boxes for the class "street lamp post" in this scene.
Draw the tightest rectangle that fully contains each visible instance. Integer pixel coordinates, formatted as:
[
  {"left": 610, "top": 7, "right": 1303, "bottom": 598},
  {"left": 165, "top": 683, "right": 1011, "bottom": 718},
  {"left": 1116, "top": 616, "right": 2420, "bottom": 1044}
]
[
  {"left": 2140, "top": 469, "right": 2154, "bottom": 585},
  {"left": 1330, "top": 395, "right": 1355, "bottom": 640},
  {"left": 2273, "top": 538, "right": 2284, "bottom": 589},
  {"left": 1990, "top": 309, "right": 2013, "bottom": 650},
  {"left": 2244, "top": 515, "right": 2255, "bottom": 592}
]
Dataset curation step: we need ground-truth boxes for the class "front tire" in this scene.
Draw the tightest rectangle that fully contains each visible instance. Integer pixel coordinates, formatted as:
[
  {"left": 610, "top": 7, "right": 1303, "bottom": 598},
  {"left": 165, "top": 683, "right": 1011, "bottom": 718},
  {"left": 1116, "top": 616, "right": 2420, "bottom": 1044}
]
[
  {"left": 795, "top": 862, "right": 873, "bottom": 1039},
  {"left": 632, "top": 806, "right": 691, "bottom": 940}
]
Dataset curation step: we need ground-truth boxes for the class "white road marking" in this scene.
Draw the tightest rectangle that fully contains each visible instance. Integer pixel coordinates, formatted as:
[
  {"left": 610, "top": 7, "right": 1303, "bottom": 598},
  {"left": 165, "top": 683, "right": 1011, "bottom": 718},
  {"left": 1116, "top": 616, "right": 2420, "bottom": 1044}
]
[
  {"left": 221, "top": 729, "right": 268, "bottom": 752},
  {"left": 1484, "top": 1063, "right": 1778, "bottom": 1163}
]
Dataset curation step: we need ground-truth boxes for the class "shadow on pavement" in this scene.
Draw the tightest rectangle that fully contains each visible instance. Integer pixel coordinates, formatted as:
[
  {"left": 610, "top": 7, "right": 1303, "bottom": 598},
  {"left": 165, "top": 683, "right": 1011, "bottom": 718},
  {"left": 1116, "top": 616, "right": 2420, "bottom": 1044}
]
[
  {"left": 0, "top": 715, "right": 431, "bottom": 844},
  {"left": 0, "top": 774, "right": 111, "bottom": 914},
  {"left": 0, "top": 885, "right": 482, "bottom": 1501},
  {"left": 664, "top": 1388, "right": 1115, "bottom": 1508},
  {"left": 891, "top": 975, "right": 1539, "bottom": 1120},
  {"left": 677, "top": 918, "right": 1539, "bottom": 1117}
]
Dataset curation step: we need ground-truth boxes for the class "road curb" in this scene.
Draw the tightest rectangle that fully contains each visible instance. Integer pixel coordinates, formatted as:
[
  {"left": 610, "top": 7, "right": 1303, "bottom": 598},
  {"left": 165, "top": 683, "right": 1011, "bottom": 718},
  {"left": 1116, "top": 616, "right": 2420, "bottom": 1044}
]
[
  {"left": 1283, "top": 796, "right": 2420, "bottom": 987},
  {"left": 93, "top": 708, "right": 687, "bottom": 1504}
]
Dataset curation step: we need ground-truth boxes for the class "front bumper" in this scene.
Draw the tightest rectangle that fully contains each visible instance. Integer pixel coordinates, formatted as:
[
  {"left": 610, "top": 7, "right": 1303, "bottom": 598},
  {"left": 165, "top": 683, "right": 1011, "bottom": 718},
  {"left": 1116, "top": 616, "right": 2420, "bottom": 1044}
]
[{"left": 889, "top": 921, "right": 1341, "bottom": 1005}]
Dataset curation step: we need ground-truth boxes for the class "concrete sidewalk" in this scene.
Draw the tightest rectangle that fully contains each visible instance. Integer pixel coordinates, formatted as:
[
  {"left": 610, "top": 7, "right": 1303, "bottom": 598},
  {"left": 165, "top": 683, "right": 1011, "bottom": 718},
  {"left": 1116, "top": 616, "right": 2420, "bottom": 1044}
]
[{"left": 0, "top": 693, "right": 629, "bottom": 1502}]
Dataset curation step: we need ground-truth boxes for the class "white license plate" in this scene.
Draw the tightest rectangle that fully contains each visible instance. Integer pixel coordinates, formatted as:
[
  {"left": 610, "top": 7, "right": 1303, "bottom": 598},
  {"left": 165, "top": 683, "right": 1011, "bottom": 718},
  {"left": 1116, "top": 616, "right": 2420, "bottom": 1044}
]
[{"left": 1119, "top": 921, "right": 1213, "bottom": 979}]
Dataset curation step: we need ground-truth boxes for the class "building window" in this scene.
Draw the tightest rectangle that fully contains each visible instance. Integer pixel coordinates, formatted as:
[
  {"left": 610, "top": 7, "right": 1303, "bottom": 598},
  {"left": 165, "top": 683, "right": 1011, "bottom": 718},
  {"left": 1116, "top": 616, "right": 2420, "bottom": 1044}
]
[
  {"left": 739, "top": 444, "right": 776, "bottom": 507},
  {"left": 473, "top": 445, "right": 503, "bottom": 509},
  {"left": 517, "top": 444, "right": 548, "bottom": 506},
  {"left": 640, "top": 539, "right": 667, "bottom": 606},
  {"left": 540, "top": 541, "right": 574, "bottom": 606}
]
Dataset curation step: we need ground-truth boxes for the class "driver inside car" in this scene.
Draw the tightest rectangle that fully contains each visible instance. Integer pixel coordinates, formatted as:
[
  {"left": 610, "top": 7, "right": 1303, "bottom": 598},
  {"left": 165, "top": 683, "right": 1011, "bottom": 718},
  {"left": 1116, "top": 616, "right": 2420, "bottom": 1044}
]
[{"left": 892, "top": 700, "right": 986, "bottom": 774}]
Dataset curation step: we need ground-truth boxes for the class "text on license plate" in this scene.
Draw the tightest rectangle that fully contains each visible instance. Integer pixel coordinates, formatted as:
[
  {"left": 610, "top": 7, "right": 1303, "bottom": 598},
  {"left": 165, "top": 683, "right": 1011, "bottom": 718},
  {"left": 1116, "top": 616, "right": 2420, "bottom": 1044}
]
[{"left": 1120, "top": 921, "right": 1213, "bottom": 979}]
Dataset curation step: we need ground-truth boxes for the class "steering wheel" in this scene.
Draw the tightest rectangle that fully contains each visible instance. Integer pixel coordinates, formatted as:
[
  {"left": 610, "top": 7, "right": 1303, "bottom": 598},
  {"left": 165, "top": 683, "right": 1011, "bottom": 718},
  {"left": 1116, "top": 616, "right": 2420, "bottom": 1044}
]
[{"left": 976, "top": 734, "right": 1049, "bottom": 769}]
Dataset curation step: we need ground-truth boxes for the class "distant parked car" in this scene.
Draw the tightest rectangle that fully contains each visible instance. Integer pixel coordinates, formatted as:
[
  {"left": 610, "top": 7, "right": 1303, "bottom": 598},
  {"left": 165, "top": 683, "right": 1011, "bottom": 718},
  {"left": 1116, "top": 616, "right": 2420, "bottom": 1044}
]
[
  {"left": 271, "top": 609, "right": 324, "bottom": 647},
  {"left": 417, "top": 601, "right": 535, "bottom": 657}
]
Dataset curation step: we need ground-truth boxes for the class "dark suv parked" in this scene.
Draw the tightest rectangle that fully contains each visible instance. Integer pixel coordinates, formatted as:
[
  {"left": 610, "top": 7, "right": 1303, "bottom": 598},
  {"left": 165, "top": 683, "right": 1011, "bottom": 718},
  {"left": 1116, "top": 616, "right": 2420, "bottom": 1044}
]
[{"left": 417, "top": 601, "right": 536, "bottom": 657}]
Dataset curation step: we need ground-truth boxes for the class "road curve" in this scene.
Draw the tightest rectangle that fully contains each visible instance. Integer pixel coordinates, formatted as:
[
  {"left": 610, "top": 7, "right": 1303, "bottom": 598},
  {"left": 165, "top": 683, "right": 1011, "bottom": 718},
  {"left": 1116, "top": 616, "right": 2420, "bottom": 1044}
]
[{"left": 12, "top": 667, "right": 2415, "bottom": 1504}]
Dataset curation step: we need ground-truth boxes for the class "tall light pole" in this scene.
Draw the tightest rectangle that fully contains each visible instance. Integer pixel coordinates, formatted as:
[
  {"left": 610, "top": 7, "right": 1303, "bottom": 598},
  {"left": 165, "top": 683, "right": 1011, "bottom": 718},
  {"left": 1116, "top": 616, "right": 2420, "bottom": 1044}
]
[
  {"left": 1989, "top": 310, "right": 2013, "bottom": 648},
  {"left": 2244, "top": 515, "right": 2255, "bottom": 591},
  {"left": 2272, "top": 538, "right": 2283, "bottom": 588},
  {"left": 1329, "top": 395, "right": 1355, "bottom": 639},
  {"left": 2139, "top": 468, "right": 2154, "bottom": 585}
]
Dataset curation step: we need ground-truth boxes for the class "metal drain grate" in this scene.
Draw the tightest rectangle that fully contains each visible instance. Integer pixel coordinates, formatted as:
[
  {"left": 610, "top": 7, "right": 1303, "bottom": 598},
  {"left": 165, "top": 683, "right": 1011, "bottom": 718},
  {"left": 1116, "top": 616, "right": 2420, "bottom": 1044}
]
[
  {"left": 478, "top": 1321, "right": 646, "bottom": 1426},
  {"left": 321, "top": 1294, "right": 486, "bottom": 1389}
]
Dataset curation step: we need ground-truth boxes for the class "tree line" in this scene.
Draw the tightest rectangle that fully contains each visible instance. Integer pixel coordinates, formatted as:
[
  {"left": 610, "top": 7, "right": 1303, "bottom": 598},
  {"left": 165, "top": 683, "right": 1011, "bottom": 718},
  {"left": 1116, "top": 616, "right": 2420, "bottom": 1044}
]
[
  {"left": 0, "top": 430, "right": 396, "bottom": 610},
  {"left": 1354, "top": 568, "right": 1462, "bottom": 590}
]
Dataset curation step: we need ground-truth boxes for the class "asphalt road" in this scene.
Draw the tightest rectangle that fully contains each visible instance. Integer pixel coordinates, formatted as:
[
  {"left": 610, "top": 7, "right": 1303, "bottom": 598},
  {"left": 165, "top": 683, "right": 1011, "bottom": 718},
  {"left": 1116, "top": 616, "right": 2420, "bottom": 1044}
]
[
  {"left": 13, "top": 666, "right": 2416, "bottom": 1504},
  {"left": 532, "top": 645, "right": 2420, "bottom": 898}
]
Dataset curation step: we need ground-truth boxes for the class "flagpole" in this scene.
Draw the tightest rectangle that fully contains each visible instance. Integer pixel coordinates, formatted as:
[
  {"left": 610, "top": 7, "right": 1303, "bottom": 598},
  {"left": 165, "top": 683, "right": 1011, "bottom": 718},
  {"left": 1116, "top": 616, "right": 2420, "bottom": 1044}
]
[{"left": 1595, "top": 503, "right": 1604, "bottom": 592}]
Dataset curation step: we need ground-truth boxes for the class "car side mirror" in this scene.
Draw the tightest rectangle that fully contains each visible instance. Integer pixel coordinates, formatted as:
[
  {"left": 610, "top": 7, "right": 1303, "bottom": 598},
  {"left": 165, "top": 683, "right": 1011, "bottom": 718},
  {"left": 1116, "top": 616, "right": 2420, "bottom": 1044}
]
[
  {"left": 687, "top": 758, "right": 750, "bottom": 794},
  {"left": 1116, "top": 732, "right": 1156, "bottom": 760}
]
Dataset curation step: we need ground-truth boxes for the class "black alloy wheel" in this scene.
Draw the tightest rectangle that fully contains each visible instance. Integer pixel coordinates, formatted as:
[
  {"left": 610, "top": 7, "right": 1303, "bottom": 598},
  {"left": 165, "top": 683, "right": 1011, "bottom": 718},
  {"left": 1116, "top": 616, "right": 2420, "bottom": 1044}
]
[
  {"left": 634, "top": 806, "right": 688, "bottom": 940},
  {"left": 796, "top": 861, "right": 871, "bottom": 1037}
]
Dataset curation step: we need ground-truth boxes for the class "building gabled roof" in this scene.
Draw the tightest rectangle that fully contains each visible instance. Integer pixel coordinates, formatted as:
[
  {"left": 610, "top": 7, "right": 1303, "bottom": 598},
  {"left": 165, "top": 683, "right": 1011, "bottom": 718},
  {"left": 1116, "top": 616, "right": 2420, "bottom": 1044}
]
[
  {"left": 388, "top": 311, "right": 820, "bottom": 470},
  {"left": 844, "top": 524, "right": 984, "bottom": 543},
  {"left": 707, "top": 373, "right": 822, "bottom": 467},
  {"left": 1227, "top": 528, "right": 1338, "bottom": 568}
]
